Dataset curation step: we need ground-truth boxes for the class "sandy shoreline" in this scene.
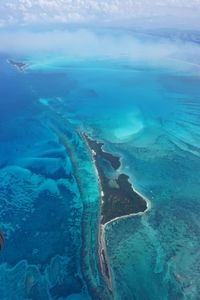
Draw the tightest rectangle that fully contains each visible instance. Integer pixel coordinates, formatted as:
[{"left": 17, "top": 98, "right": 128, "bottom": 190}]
[{"left": 81, "top": 131, "right": 151, "bottom": 294}]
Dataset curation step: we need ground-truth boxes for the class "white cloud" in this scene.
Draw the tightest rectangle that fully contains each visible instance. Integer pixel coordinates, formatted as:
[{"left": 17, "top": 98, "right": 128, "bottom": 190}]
[
  {"left": 0, "top": 28, "right": 199, "bottom": 63},
  {"left": 0, "top": 0, "right": 200, "bottom": 29}
]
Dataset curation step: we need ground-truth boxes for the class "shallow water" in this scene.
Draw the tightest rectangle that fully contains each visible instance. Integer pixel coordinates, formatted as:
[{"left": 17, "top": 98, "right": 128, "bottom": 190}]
[{"left": 0, "top": 48, "right": 200, "bottom": 299}]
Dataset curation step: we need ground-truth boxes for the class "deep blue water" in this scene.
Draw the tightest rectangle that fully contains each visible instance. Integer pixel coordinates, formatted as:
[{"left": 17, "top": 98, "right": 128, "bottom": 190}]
[
  {"left": 0, "top": 47, "right": 200, "bottom": 300},
  {"left": 0, "top": 57, "right": 91, "bottom": 299}
]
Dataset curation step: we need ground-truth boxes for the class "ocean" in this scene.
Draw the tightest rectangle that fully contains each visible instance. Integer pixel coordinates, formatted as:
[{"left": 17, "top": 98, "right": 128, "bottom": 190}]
[{"left": 0, "top": 34, "right": 200, "bottom": 300}]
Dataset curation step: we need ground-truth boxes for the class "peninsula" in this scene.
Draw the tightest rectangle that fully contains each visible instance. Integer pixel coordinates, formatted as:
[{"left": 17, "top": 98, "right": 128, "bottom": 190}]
[{"left": 82, "top": 133, "right": 149, "bottom": 291}]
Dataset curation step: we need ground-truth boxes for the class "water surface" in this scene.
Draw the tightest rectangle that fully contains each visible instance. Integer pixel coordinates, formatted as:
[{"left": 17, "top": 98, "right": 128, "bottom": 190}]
[{"left": 0, "top": 49, "right": 200, "bottom": 299}]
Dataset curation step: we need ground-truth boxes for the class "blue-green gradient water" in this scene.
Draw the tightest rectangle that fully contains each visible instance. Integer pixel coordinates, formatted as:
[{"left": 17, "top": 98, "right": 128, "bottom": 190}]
[{"left": 0, "top": 39, "right": 200, "bottom": 300}]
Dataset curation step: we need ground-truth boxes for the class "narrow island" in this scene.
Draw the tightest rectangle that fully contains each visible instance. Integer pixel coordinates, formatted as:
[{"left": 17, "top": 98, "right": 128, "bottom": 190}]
[
  {"left": 7, "top": 59, "right": 27, "bottom": 72},
  {"left": 82, "top": 133, "right": 149, "bottom": 292}
]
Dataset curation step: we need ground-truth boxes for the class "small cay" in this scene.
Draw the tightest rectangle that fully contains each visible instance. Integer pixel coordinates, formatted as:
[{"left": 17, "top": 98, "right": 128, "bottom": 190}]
[
  {"left": 7, "top": 59, "right": 27, "bottom": 72},
  {"left": 83, "top": 133, "right": 148, "bottom": 292}
]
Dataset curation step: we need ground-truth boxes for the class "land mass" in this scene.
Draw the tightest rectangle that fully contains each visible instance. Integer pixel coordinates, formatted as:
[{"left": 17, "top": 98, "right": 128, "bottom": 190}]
[
  {"left": 85, "top": 137, "right": 120, "bottom": 171},
  {"left": 82, "top": 133, "right": 149, "bottom": 292},
  {"left": 7, "top": 59, "right": 27, "bottom": 72},
  {"left": 83, "top": 134, "right": 147, "bottom": 224}
]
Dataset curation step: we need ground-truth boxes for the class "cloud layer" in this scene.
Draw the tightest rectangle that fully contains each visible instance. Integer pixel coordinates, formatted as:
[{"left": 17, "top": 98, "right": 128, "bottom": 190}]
[
  {"left": 1, "top": 0, "right": 200, "bottom": 29},
  {"left": 1, "top": 28, "right": 200, "bottom": 71}
]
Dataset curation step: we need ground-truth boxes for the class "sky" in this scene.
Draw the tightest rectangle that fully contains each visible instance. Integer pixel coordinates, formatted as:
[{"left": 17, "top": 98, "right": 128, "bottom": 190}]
[{"left": 1, "top": 0, "right": 200, "bottom": 29}]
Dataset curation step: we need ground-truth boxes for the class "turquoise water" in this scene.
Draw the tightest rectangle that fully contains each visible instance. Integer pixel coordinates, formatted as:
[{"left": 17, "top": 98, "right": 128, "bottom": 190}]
[{"left": 0, "top": 41, "right": 200, "bottom": 300}]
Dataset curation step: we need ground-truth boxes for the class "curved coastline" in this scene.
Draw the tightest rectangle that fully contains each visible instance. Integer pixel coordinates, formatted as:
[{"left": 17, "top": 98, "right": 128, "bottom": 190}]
[{"left": 81, "top": 131, "right": 151, "bottom": 293}]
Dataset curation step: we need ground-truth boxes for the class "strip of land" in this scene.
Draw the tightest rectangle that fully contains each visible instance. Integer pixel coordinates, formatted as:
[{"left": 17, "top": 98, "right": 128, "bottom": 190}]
[{"left": 82, "top": 133, "right": 149, "bottom": 292}]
